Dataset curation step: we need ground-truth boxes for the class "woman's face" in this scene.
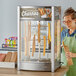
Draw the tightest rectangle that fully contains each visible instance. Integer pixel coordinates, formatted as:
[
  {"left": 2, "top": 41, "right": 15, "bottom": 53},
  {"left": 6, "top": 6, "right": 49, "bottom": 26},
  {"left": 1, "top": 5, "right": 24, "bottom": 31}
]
[{"left": 63, "top": 15, "right": 76, "bottom": 29}]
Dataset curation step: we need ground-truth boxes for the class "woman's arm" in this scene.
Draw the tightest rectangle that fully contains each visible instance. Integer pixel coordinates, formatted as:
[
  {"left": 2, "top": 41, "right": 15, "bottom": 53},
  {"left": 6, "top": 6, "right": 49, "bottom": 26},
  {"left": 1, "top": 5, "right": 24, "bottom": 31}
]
[
  {"left": 73, "top": 53, "right": 76, "bottom": 57},
  {"left": 66, "top": 52, "right": 76, "bottom": 58}
]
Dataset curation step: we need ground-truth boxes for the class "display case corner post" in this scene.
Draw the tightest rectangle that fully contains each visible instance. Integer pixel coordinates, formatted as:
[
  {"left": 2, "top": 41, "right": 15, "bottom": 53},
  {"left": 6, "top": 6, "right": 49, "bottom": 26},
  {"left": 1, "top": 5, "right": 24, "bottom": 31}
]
[
  {"left": 51, "top": 6, "right": 55, "bottom": 72},
  {"left": 17, "top": 6, "right": 20, "bottom": 71}
]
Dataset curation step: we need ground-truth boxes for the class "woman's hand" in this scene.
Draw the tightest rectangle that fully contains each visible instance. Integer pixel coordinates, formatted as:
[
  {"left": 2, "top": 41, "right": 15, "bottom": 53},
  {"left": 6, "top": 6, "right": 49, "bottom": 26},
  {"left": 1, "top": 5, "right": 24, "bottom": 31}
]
[{"left": 66, "top": 52, "right": 76, "bottom": 58}]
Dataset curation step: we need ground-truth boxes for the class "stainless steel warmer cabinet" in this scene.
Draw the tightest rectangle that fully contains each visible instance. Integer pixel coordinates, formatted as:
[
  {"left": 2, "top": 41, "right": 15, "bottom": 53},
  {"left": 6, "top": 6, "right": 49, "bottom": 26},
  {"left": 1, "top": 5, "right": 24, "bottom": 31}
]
[{"left": 17, "top": 6, "right": 61, "bottom": 72}]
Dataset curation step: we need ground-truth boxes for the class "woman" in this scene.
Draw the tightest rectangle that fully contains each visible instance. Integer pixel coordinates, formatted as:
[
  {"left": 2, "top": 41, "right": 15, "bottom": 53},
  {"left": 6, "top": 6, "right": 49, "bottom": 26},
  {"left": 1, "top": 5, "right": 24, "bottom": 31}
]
[{"left": 61, "top": 7, "right": 76, "bottom": 76}]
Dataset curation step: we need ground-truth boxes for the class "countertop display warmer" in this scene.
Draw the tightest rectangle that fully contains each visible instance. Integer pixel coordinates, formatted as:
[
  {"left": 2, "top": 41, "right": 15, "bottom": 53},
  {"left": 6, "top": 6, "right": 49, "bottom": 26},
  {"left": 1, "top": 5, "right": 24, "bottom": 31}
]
[{"left": 17, "top": 6, "right": 61, "bottom": 72}]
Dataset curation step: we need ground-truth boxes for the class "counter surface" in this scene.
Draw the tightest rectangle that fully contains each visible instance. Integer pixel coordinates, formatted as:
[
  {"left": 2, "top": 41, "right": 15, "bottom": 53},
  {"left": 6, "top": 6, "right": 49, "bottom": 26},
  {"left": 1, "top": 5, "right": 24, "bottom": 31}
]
[{"left": 0, "top": 67, "right": 68, "bottom": 76}]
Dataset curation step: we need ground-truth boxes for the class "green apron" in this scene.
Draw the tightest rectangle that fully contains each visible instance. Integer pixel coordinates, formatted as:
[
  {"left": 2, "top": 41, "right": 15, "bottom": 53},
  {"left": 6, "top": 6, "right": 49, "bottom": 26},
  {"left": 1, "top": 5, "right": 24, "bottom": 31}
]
[{"left": 62, "top": 33, "right": 76, "bottom": 76}]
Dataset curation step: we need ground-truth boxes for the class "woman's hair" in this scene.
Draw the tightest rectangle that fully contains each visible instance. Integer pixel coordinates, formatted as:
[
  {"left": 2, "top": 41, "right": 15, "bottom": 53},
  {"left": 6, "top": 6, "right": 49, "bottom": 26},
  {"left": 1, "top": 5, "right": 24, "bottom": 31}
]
[{"left": 63, "top": 7, "right": 76, "bottom": 19}]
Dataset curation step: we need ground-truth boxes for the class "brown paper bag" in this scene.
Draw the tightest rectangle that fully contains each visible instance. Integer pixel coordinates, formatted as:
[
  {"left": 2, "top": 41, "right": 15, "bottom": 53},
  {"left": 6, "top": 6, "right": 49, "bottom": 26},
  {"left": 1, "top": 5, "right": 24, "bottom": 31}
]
[
  {"left": 4, "top": 52, "right": 12, "bottom": 62},
  {"left": 10, "top": 52, "right": 17, "bottom": 62},
  {"left": 62, "top": 41, "right": 73, "bottom": 66}
]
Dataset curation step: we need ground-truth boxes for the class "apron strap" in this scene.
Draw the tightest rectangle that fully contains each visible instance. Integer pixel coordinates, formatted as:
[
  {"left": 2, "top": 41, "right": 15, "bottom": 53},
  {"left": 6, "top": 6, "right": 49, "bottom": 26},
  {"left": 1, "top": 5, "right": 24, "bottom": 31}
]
[
  {"left": 74, "top": 34, "right": 76, "bottom": 36},
  {"left": 74, "top": 34, "right": 76, "bottom": 39},
  {"left": 63, "top": 33, "right": 68, "bottom": 42},
  {"left": 65, "top": 33, "right": 68, "bottom": 37}
]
